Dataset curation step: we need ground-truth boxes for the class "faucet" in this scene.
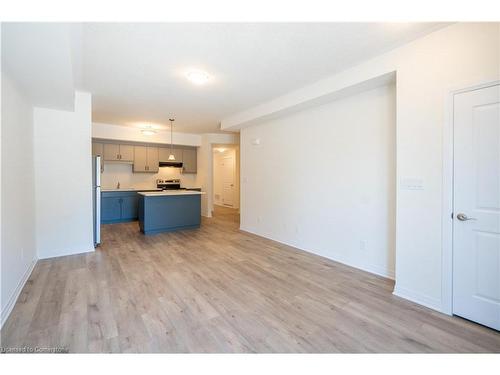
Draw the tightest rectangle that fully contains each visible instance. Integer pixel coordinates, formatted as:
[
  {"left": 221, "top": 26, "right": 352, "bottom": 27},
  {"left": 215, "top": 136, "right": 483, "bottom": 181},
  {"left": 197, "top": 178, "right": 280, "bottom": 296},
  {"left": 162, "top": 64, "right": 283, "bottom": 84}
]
[{"left": 116, "top": 181, "right": 120, "bottom": 189}]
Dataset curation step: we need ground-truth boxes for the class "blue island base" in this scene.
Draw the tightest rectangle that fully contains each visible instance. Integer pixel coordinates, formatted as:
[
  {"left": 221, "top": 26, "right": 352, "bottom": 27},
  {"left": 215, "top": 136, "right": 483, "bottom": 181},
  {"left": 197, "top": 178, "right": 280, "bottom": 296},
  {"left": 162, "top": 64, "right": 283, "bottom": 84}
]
[
  {"left": 139, "top": 223, "right": 200, "bottom": 235},
  {"left": 138, "top": 193, "right": 202, "bottom": 235}
]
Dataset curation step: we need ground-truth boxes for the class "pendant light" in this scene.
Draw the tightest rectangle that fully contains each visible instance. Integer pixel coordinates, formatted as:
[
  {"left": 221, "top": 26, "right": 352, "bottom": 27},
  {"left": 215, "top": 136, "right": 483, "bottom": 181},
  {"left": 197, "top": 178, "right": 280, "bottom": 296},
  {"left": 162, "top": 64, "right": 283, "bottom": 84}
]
[{"left": 168, "top": 118, "right": 175, "bottom": 161}]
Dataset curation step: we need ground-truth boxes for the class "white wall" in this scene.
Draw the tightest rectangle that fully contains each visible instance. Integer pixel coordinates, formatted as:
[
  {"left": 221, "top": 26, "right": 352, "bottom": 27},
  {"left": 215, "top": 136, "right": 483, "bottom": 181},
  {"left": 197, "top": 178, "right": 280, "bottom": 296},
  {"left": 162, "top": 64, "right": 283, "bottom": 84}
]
[
  {"left": 234, "top": 23, "right": 500, "bottom": 312},
  {"left": 241, "top": 84, "right": 396, "bottom": 278},
  {"left": 92, "top": 122, "right": 202, "bottom": 146},
  {"left": 1, "top": 72, "right": 37, "bottom": 326},
  {"left": 100, "top": 163, "right": 198, "bottom": 190},
  {"left": 34, "top": 92, "right": 94, "bottom": 259}
]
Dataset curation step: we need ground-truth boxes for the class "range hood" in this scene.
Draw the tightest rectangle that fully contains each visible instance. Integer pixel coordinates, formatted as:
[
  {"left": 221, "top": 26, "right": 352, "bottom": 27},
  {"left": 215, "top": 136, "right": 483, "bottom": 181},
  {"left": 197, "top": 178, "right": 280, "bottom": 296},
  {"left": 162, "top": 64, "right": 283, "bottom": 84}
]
[{"left": 159, "top": 161, "right": 183, "bottom": 168}]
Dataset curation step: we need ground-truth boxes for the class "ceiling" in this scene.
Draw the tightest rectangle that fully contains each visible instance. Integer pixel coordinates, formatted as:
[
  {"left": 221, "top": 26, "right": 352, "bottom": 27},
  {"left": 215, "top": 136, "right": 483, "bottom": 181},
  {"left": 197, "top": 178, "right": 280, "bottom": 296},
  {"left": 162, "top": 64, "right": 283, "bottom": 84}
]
[
  {"left": 4, "top": 23, "right": 448, "bottom": 134},
  {"left": 2, "top": 23, "right": 76, "bottom": 110}
]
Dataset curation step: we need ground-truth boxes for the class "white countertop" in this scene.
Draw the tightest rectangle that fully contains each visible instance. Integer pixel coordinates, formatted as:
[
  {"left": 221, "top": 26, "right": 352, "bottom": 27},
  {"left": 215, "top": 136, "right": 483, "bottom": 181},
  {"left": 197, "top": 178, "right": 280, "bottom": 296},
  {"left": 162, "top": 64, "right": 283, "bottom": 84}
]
[
  {"left": 138, "top": 191, "right": 205, "bottom": 197},
  {"left": 101, "top": 188, "right": 162, "bottom": 192}
]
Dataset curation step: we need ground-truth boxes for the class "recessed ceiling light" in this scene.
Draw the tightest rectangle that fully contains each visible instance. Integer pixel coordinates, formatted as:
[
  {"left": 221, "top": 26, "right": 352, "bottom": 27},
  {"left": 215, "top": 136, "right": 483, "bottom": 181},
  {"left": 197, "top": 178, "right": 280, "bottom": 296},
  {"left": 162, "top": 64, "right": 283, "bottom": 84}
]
[{"left": 186, "top": 70, "right": 210, "bottom": 85}]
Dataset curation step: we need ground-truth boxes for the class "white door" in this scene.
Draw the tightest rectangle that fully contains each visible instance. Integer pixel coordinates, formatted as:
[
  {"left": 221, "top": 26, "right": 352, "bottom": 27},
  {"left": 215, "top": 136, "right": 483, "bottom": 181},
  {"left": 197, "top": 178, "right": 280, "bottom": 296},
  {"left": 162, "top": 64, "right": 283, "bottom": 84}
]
[
  {"left": 453, "top": 83, "right": 500, "bottom": 331},
  {"left": 222, "top": 154, "right": 235, "bottom": 207}
]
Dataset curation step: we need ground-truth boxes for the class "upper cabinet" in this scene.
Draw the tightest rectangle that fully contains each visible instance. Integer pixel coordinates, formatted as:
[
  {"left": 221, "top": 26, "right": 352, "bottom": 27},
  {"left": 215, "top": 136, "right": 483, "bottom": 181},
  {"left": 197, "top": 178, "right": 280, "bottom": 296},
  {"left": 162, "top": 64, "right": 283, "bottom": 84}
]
[
  {"left": 119, "top": 145, "right": 134, "bottom": 161},
  {"left": 147, "top": 147, "right": 159, "bottom": 173},
  {"left": 92, "top": 142, "right": 104, "bottom": 173},
  {"left": 182, "top": 148, "right": 197, "bottom": 173},
  {"left": 103, "top": 143, "right": 119, "bottom": 161},
  {"left": 159, "top": 146, "right": 183, "bottom": 162},
  {"left": 92, "top": 139, "right": 197, "bottom": 174},
  {"left": 103, "top": 143, "right": 134, "bottom": 162},
  {"left": 133, "top": 146, "right": 159, "bottom": 173},
  {"left": 92, "top": 142, "right": 103, "bottom": 156}
]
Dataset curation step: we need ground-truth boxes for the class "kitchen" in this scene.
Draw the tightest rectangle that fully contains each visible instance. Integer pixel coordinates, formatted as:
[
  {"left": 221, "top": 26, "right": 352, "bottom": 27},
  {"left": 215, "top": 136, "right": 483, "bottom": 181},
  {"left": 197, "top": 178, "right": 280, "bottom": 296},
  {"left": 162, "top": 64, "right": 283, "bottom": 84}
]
[{"left": 91, "top": 121, "right": 204, "bottom": 245}]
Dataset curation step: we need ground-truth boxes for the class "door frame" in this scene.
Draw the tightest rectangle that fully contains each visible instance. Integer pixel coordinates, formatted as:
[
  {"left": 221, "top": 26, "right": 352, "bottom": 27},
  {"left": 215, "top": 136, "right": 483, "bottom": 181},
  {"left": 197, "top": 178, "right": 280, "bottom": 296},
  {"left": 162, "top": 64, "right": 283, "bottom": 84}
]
[{"left": 441, "top": 79, "right": 500, "bottom": 315}]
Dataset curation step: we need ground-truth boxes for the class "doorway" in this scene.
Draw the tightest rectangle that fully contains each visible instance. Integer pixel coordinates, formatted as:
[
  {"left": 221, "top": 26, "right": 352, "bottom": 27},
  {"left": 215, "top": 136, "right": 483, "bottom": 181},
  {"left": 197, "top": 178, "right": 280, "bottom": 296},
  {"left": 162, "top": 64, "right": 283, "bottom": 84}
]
[
  {"left": 212, "top": 145, "right": 240, "bottom": 219},
  {"left": 221, "top": 152, "right": 235, "bottom": 207},
  {"left": 452, "top": 83, "right": 500, "bottom": 331}
]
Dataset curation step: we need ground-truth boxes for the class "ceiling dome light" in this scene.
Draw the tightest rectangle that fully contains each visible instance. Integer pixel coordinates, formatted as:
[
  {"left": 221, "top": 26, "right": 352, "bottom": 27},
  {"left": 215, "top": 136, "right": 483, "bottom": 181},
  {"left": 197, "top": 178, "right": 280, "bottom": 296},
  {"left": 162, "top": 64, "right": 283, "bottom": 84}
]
[
  {"left": 141, "top": 126, "right": 156, "bottom": 136},
  {"left": 186, "top": 70, "right": 210, "bottom": 85}
]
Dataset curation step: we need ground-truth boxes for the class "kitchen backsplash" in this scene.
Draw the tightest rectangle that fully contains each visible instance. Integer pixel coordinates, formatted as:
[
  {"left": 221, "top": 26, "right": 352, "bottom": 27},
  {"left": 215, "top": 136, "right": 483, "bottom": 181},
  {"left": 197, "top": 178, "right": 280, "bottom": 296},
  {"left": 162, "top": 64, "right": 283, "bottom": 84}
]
[{"left": 101, "top": 163, "right": 198, "bottom": 189}]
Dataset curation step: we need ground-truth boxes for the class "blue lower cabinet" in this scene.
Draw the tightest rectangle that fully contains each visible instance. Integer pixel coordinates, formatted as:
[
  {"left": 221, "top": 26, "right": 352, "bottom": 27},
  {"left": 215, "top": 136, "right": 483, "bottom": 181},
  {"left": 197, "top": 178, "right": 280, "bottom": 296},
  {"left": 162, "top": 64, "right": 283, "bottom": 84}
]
[
  {"left": 121, "top": 195, "right": 139, "bottom": 221},
  {"left": 101, "top": 191, "right": 140, "bottom": 224},
  {"left": 101, "top": 196, "right": 122, "bottom": 223}
]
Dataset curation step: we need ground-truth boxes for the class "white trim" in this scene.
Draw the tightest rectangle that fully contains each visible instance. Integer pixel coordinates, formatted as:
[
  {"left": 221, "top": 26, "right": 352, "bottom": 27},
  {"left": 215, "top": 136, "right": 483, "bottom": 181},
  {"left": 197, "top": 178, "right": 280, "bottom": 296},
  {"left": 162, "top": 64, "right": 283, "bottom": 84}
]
[
  {"left": 441, "top": 88, "right": 455, "bottom": 315},
  {"left": 240, "top": 226, "right": 395, "bottom": 280},
  {"left": 441, "top": 79, "right": 500, "bottom": 316},
  {"left": 1, "top": 257, "right": 38, "bottom": 328},
  {"left": 393, "top": 284, "right": 443, "bottom": 313},
  {"left": 214, "top": 203, "right": 235, "bottom": 208},
  {"left": 37, "top": 247, "right": 94, "bottom": 260}
]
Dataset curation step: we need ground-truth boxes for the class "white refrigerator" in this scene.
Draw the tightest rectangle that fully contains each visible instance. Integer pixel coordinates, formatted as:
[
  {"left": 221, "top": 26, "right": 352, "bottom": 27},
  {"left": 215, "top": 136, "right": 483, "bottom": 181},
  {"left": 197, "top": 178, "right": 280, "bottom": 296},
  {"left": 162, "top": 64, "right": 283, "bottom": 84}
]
[{"left": 92, "top": 156, "right": 101, "bottom": 246}]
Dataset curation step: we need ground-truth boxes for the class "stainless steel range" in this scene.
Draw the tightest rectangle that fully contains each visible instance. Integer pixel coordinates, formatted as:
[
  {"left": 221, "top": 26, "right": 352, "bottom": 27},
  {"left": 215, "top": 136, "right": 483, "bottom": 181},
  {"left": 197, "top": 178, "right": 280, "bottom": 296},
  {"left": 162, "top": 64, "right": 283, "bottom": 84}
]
[{"left": 156, "top": 179, "right": 181, "bottom": 190}]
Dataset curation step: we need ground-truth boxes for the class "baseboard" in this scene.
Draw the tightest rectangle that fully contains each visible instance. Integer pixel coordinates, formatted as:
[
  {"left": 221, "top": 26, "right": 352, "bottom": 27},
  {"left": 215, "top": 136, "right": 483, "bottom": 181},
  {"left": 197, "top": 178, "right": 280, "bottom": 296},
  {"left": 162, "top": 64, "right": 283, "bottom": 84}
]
[
  {"left": 239, "top": 226, "right": 395, "bottom": 280},
  {"left": 1, "top": 257, "right": 38, "bottom": 329},
  {"left": 214, "top": 203, "right": 237, "bottom": 209},
  {"left": 37, "top": 246, "right": 95, "bottom": 260},
  {"left": 393, "top": 284, "right": 443, "bottom": 313}
]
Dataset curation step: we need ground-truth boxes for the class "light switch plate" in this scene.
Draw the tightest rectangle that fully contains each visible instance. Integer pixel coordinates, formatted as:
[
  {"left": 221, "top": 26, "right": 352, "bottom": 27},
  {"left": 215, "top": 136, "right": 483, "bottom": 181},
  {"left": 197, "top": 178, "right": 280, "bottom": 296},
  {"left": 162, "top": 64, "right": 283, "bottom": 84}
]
[{"left": 400, "top": 177, "right": 424, "bottom": 190}]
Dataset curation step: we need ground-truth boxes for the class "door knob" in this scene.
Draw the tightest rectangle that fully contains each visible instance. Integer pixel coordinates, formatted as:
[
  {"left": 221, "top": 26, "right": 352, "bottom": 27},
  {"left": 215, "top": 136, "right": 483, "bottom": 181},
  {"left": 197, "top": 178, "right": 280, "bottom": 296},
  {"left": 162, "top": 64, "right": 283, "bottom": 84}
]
[{"left": 457, "top": 213, "right": 477, "bottom": 221}]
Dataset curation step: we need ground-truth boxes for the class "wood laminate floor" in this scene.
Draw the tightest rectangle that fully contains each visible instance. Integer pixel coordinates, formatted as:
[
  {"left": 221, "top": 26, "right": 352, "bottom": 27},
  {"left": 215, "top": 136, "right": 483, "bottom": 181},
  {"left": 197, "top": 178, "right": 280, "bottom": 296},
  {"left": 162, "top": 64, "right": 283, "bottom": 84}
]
[{"left": 1, "top": 206, "right": 499, "bottom": 353}]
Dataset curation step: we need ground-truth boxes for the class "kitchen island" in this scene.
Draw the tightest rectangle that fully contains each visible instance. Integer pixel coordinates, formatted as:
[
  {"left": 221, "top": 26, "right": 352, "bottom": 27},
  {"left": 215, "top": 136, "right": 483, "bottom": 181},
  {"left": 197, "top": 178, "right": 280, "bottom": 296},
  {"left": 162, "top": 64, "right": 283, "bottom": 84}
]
[{"left": 137, "top": 190, "right": 205, "bottom": 235}]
